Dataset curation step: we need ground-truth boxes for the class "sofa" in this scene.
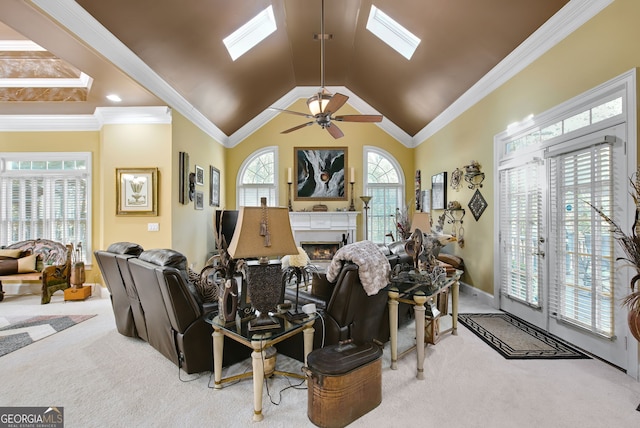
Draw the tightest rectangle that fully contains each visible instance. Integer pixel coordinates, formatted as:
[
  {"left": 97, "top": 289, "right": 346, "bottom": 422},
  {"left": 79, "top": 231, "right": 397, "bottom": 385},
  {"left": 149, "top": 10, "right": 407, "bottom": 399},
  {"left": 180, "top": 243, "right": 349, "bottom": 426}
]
[
  {"left": 0, "top": 239, "right": 72, "bottom": 304},
  {"left": 95, "top": 245, "right": 250, "bottom": 374}
]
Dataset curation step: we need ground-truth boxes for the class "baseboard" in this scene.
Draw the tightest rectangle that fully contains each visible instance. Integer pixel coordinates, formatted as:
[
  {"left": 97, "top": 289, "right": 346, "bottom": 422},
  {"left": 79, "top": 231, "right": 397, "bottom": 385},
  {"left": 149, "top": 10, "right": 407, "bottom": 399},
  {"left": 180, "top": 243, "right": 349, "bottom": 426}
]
[
  {"left": 459, "top": 281, "right": 498, "bottom": 310},
  {"left": 1, "top": 282, "right": 109, "bottom": 299}
]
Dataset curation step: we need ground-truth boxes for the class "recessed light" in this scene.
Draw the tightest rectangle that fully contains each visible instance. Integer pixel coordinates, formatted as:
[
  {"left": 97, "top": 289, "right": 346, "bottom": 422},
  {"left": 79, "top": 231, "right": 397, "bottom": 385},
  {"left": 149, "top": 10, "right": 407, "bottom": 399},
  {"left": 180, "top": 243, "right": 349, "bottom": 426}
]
[{"left": 106, "top": 94, "right": 122, "bottom": 102}]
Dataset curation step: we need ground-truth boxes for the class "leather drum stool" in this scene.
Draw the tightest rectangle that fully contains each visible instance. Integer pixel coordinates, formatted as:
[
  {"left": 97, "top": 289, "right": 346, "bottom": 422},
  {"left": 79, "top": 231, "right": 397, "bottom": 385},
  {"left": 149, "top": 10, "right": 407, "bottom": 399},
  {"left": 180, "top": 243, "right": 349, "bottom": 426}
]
[{"left": 304, "top": 342, "right": 382, "bottom": 428}]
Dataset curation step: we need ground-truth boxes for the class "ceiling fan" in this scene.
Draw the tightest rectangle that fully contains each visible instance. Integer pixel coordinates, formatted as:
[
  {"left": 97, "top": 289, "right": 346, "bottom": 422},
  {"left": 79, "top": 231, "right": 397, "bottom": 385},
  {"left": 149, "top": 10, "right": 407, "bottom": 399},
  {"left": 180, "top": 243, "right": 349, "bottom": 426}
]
[{"left": 270, "top": 0, "right": 383, "bottom": 139}]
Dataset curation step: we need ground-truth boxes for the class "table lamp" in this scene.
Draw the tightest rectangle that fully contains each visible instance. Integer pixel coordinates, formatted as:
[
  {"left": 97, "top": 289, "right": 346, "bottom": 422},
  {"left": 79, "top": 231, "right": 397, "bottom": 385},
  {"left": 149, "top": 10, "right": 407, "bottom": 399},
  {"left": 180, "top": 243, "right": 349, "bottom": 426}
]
[
  {"left": 227, "top": 198, "right": 299, "bottom": 331},
  {"left": 411, "top": 212, "right": 432, "bottom": 234}
]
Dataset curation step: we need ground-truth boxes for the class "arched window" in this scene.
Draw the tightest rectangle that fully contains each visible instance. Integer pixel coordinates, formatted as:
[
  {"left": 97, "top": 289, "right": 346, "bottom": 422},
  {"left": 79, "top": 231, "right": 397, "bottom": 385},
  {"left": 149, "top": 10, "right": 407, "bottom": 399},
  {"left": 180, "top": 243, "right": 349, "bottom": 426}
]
[
  {"left": 237, "top": 146, "right": 279, "bottom": 207},
  {"left": 364, "top": 146, "right": 404, "bottom": 244}
]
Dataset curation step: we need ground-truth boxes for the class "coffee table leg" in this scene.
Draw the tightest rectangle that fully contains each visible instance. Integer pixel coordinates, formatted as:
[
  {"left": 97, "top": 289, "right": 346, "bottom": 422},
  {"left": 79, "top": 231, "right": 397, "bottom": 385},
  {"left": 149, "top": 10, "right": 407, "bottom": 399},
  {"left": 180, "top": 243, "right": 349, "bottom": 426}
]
[
  {"left": 251, "top": 346, "right": 265, "bottom": 422},
  {"left": 388, "top": 290, "right": 399, "bottom": 370},
  {"left": 452, "top": 278, "right": 459, "bottom": 335},
  {"left": 212, "top": 327, "right": 224, "bottom": 389},
  {"left": 302, "top": 322, "right": 315, "bottom": 366},
  {"left": 413, "top": 293, "right": 427, "bottom": 380}
]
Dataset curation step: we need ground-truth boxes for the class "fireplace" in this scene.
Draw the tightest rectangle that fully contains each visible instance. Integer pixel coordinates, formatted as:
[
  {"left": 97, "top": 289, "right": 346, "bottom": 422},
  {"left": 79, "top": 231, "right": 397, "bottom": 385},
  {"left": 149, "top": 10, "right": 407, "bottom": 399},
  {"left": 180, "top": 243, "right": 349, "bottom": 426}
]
[{"left": 301, "top": 241, "right": 341, "bottom": 262}]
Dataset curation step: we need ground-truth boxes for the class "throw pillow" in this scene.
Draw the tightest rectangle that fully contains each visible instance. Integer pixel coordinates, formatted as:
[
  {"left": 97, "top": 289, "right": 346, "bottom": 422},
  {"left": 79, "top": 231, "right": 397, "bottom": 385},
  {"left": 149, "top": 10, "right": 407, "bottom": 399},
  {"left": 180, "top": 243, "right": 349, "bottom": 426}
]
[
  {"left": 0, "top": 249, "right": 23, "bottom": 258},
  {"left": 188, "top": 267, "right": 218, "bottom": 303},
  {"left": 18, "top": 254, "right": 38, "bottom": 273},
  {"left": 0, "top": 259, "right": 19, "bottom": 275},
  {"left": 0, "top": 253, "right": 38, "bottom": 275}
]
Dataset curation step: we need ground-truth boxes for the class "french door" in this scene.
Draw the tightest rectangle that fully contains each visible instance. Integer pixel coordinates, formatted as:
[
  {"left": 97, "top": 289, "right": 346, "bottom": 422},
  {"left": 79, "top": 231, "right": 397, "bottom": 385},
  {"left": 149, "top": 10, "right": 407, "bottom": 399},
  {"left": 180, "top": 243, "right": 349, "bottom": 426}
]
[{"left": 498, "top": 125, "right": 630, "bottom": 369}]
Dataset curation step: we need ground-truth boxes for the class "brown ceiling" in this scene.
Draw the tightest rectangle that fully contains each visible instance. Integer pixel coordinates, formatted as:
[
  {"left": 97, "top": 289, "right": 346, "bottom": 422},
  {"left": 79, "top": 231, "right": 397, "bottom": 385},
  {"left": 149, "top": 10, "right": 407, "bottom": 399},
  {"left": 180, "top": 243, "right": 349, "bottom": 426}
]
[{"left": 0, "top": 0, "right": 569, "bottom": 138}]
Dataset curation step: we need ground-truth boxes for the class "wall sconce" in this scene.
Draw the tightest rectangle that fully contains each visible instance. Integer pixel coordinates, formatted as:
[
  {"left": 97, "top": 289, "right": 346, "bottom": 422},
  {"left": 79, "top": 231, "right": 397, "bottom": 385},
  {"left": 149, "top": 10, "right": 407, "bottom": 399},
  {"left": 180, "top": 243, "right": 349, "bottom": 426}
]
[
  {"left": 464, "top": 161, "right": 485, "bottom": 190},
  {"left": 444, "top": 201, "right": 465, "bottom": 248}
]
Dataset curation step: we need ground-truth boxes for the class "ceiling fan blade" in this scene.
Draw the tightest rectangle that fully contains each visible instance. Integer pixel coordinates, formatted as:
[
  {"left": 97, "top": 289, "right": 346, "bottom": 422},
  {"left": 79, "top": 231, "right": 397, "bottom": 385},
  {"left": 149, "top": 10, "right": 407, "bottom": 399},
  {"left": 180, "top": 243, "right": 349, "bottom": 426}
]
[
  {"left": 325, "top": 123, "right": 344, "bottom": 139},
  {"left": 281, "top": 122, "right": 314, "bottom": 134},
  {"left": 323, "top": 93, "right": 349, "bottom": 114},
  {"left": 270, "top": 107, "right": 314, "bottom": 119},
  {"left": 334, "top": 115, "right": 383, "bottom": 123}
]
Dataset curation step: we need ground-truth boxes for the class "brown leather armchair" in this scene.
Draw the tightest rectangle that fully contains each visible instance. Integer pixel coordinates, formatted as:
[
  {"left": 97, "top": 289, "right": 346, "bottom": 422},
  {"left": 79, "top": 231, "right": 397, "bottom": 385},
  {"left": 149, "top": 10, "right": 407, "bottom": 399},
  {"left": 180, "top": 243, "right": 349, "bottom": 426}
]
[
  {"left": 128, "top": 249, "right": 250, "bottom": 374},
  {"left": 279, "top": 262, "right": 390, "bottom": 361},
  {"left": 95, "top": 242, "right": 146, "bottom": 339}
]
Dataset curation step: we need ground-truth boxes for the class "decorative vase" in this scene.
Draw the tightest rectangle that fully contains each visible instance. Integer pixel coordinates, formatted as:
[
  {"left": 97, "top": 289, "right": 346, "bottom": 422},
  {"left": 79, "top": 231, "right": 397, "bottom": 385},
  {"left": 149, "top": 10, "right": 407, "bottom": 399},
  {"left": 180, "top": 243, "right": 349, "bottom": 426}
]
[
  {"left": 628, "top": 309, "right": 640, "bottom": 343},
  {"left": 70, "top": 261, "right": 85, "bottom": 289}
]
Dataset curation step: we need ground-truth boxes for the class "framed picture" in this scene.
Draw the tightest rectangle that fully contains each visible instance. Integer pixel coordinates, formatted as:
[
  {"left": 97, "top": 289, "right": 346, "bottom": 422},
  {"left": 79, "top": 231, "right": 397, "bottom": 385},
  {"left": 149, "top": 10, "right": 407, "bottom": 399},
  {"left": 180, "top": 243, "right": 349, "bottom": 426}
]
[
  {"left": 431, "top": 171, "right": 447, "bottom": 210},
  {"left": 209, "top": 165, "right": 220, "bottom": 207},
  {"left": 116, "top": 168, "right": 158, "bottom": 216},
  {"left": 195, "top": 190, "right": 204, "bottom": 210},
  {"left": 178, "top": 152, "right": 189, "bottom": 204},
  {"left": 195, "top": 165, "right": 204, "bottom": 186},
  {"left": 294, "top": 147, "right": 347, "bottom": 201}
]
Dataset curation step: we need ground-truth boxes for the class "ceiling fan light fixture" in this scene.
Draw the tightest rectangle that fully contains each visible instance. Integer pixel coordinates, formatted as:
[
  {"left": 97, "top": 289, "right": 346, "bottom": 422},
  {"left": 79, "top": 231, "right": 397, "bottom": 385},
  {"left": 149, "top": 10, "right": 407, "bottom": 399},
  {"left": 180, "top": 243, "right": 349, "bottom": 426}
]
[{"left": 307, "top": 89, "right": 332, "bottom": 116}]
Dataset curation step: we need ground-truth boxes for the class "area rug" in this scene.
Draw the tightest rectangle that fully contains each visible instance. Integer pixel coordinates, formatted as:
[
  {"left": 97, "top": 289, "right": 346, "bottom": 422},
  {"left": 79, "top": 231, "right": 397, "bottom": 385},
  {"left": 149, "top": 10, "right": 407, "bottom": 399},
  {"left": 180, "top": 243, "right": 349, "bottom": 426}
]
[
  {"left": 0, "top": 315, "right": 95, "bottom": 357},
  {"left": 458, "top": 312, "right": 590, "bottom": 360}
]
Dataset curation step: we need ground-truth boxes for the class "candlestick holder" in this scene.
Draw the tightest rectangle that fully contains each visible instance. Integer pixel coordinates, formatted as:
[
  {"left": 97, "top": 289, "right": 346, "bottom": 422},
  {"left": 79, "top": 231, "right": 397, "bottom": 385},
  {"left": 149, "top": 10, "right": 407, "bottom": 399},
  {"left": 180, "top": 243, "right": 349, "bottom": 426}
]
[
  {"left": 348, "top": 182, "right": 355, "bottom": 211},
  {"left": 287, "top": 182, "right": 293, "bottom": 211}
]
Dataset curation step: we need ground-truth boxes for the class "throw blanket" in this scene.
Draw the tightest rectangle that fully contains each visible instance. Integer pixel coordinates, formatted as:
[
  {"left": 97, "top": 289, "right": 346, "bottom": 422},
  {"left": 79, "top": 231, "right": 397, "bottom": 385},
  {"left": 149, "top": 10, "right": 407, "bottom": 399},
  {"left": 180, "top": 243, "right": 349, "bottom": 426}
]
[{"left": 326, "top": 240, "right": 390, "bottom": 296}]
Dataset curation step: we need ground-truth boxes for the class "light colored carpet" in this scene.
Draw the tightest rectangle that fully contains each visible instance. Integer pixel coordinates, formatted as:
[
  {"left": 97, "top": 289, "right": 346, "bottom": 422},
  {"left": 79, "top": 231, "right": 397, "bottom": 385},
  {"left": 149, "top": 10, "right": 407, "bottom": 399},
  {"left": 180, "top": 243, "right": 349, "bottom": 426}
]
[{"left": 0, "top": 291, "right": 639, "bottom": 427}]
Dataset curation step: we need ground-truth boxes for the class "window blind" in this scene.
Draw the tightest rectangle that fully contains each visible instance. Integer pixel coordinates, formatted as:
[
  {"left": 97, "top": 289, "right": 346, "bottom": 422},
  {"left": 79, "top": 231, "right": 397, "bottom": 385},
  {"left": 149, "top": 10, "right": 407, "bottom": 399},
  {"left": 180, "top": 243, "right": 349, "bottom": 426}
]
[
  {"left": 548, "top": 143, "right": 614, "bottom": 337},
  {"left": 499, "top": 160, "right": 542, "bottom": 307},
  {"left": 0, "top": 174, "right": 88, "bottom": 261}
]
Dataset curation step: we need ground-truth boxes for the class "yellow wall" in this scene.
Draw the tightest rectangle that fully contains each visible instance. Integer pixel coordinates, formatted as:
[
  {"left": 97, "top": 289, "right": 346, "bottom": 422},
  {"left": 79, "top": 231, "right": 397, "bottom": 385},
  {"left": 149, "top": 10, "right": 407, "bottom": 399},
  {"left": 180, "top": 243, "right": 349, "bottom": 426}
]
[
  {"left": 226, "top": 98, "right": 414, "bottom": 241},
  {"left": 99, "top": 123, "right": 172, "bottom": 254},
  {"left": 171, "top": 111, "right": 227, "bottom": 269},
  {"left": 415, "top": 0, "right": 640, "bottom": 294}
]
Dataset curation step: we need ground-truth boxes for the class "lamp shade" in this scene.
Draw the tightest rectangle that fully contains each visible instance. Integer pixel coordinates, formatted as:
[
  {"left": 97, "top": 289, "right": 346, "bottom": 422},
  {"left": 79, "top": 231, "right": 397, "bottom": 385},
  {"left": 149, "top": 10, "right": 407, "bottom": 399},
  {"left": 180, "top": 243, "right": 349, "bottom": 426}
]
[
  {"left": 227, "top": 205, "right": 298, "bottom": 260},
  {"left": 411, "top": 212, "right": 431, "bottom": 233},
  {"left": 307, "top": 89, "right": 332, "bottom": 116}
]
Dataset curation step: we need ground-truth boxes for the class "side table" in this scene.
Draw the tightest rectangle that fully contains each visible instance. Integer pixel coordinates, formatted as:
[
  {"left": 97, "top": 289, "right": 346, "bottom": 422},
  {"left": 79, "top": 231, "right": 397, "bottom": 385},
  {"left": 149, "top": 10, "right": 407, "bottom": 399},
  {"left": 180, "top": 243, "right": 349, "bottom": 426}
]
[
  {"left": 387, "top": 270, "right": 461, "bottom": 380},
  {"left": 205, "top": 311, "right": 317, "bottom": 422}
]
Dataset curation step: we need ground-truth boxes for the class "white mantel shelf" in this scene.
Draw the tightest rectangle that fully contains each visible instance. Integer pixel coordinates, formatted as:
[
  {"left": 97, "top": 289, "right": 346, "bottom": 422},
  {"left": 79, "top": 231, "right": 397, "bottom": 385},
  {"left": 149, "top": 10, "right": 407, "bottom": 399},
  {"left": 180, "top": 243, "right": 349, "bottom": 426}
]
[{"left": 289, "top": 211, "right": 360, "bottom": 245}]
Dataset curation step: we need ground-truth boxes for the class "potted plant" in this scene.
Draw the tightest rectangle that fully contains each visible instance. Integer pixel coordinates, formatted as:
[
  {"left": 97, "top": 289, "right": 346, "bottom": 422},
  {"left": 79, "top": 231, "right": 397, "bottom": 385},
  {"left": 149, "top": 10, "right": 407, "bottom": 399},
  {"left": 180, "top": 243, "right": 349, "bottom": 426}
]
[{"left": 586, "top": 171, "right": 640, "bottom": 342}]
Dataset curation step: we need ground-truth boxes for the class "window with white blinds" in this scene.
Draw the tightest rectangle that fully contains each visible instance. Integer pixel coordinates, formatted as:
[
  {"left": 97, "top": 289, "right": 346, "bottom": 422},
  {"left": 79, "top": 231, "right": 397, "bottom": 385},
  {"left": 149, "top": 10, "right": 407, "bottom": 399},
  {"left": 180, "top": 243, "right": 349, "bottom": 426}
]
[
  {"left": 499, "top": 160, "right": 542, "bottom": 307},
  {"left": 364, "top": 147, "right": 404, "bottom": 244},
  {"left": 0, "top": 153, "right": 91, "bottom": 262},
  {"left": 237, "top": 147, "right": 277, "bottom": 207},
  {"left": 548, "top": 143, "right": 614, "bottom": 337}
]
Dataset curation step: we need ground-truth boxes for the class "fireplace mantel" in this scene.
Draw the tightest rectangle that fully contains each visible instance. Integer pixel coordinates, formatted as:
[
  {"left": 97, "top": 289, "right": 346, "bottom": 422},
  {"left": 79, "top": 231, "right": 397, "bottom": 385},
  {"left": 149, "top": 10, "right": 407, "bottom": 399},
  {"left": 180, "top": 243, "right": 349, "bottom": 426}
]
[{"left": 289, "top": 211, "right": 359, "bottom": 246}]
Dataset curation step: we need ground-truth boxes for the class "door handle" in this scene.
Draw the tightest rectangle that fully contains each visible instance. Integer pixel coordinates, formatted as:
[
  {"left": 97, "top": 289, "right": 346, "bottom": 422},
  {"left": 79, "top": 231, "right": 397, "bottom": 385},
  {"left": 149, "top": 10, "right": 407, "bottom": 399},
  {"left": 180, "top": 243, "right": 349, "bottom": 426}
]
[{"left": 533, "top": 251, "right": 545, "bottom": 257}]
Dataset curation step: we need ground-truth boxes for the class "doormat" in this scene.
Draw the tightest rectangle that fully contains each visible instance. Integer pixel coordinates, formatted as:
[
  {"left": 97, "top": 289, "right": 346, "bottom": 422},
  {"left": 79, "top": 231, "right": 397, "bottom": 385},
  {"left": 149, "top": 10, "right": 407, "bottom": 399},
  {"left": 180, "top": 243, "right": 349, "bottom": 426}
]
[
  {"left": 458, "top": 312, "right": 590, "bottom": 360},
  {"left": 0, "top": 315, "right": 95, "bottom": 357}
]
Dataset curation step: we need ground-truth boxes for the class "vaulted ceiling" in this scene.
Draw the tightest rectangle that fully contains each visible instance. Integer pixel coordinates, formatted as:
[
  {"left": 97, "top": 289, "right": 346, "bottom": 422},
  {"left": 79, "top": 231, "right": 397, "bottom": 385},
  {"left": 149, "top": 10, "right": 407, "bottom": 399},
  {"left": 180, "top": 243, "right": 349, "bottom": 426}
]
[{"left": 0, "top": 0, "right": 576, "bottom": 146}]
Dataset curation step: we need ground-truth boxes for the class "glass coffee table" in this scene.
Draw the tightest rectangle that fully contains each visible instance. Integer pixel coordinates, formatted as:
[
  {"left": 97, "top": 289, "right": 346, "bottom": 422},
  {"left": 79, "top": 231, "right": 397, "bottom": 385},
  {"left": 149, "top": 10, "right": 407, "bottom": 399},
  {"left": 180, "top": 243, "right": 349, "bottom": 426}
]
[
  {"left": 386, "top": 269, "right": 462, "bottom": 380},
  {"left": 205, "top": 310, "right": 317, "bottom": 422}
]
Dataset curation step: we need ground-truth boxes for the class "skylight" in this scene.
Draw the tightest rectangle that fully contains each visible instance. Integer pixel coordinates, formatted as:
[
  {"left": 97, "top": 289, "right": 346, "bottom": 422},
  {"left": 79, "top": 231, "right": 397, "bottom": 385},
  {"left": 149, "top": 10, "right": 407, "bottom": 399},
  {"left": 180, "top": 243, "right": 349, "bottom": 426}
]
[
  {"left": 366, "top": 5, "right": 420, "bottom": 60},
  {"left": 223, "top": 5, "right": 277, "bottom": 61}
]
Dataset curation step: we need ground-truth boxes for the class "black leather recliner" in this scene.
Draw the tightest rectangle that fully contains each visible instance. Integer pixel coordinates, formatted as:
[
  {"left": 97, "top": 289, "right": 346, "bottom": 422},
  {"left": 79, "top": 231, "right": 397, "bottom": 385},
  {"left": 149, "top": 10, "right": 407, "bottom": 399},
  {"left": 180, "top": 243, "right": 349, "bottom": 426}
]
[{"left": 94, "top": 242, "right": 146, "bottom": 339}]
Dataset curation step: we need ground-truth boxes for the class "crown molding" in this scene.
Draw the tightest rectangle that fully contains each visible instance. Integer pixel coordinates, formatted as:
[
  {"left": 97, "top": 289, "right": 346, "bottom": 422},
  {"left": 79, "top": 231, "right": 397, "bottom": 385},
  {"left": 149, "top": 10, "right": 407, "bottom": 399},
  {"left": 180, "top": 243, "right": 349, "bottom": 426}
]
[
  {"left": 0, "top": 106, "right": 172, "bottom": 131},
  {"left": 413, "top": 0, "right": 614, "bottom": 144},
  {"left": 227, "top": 86, "right": 413, "bottom": 148}
]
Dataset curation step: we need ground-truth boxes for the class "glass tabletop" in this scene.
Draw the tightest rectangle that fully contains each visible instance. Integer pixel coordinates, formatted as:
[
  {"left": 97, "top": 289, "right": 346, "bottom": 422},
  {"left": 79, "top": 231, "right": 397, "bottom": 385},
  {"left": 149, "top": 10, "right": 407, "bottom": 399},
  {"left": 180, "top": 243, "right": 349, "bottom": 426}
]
[
  {"left": 204, "top": 309, "right": 318, "bottom": 343},
  {"left": 386, "top": 269, "right": 462, "bottom": 300}
]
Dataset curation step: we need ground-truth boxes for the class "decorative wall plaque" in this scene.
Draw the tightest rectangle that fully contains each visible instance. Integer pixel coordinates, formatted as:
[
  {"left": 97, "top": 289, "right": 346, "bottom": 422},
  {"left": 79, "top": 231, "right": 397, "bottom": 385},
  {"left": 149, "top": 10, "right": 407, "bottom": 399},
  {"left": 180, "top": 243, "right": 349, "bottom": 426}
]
[{"left": 468, "top": 189, "right": 487, "bottom": 221}]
